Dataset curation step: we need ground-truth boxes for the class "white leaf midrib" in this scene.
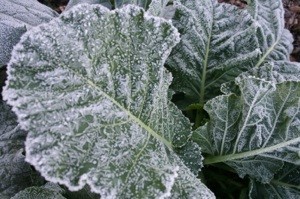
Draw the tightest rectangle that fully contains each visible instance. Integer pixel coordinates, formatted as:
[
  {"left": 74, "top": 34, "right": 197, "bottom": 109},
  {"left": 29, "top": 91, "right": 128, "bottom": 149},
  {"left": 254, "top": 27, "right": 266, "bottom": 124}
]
[
  {"left": 271, "top": 180, "right": 300, "bottom": 190},
  {"left": 204, "top": 137, "right": 300, "bottom": 164},
  {"left": 199, "top": 2, "right": 214, "bottom": 106},
  {"left": 67, "top": 65, "right": 173, "bottom": 149}
]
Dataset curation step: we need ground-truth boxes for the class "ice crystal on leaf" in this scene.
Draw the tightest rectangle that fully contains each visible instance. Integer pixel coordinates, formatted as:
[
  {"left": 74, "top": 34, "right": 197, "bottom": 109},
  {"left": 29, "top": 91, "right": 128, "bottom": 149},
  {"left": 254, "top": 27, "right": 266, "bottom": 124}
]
[
  {"left": 74, "top": 0, "right": 153, "bottom": 10},
  {"left": 0, "top": 0, "right": 58, "bottom": 66},
  {"left": 65, "top": 0, "right": 113, "bottom": 10},
  {"left": 112, "top": 0, "right": 152, "bottom": 9},
  {"left": 246, "top": 0, "right": 293, "bottom": 64},
  {"left": 250, "top": 163, "right": 300, "bottom": 198},
  {"left": 167, "top": 0, "right": 261, "bottom": 108},
  {"left": 3, "top": 4, "right": 214, "bottom": 198},
  {"left": 2, "top": 0, "right": 299, "bottom": 198},
  {"left": 167, "top": 0, "right": 294, "bottom": 109},
  {"left": 11, "top": 183, "right": 66, "bottom": 199},
  {"left": 194, "top": 71, "right": 300, "bottom": 183},
  {"left": 65, "top": 0, "right": 175, "bottom": 19},
  {"left": 0, "top": 101, "right": 43, "bottom": 199},
  {"left": 148, "top": 0, "right": 174, "bottom": 19},
  {"left": 190, "top": 0, "right": 299, "bottom": 185}
]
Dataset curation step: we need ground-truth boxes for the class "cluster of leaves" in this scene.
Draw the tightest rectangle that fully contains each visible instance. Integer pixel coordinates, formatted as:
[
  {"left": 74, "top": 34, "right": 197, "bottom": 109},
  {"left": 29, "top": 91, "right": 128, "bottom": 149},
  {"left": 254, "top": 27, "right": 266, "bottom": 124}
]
[{"left": 0, "top": 0, "right": 299, "bottom": 198}]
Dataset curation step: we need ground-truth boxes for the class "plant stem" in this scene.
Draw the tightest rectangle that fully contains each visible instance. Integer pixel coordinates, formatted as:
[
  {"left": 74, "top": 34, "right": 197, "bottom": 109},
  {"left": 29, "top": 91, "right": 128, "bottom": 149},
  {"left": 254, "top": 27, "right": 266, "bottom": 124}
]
[{"left": 204, "top": 137, "right": 300, "bottom": 164}]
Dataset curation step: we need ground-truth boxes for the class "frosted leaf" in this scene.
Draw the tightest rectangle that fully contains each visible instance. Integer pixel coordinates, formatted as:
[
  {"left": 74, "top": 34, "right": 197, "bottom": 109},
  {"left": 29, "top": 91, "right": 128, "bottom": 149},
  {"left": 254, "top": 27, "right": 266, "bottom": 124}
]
[
  {"left": 11, "top": 186, "right": 66, "bottom": 199},
  {"left": 249, "top": 163, "right": 300, "bottom": 198},
  {"left": 148, "top": 0, "right": 175, "bottom": 19},
  {"left": 65, "top": 0, "right": 113, "bottom": 11},
  {"left": 220, "top": 61, "right": 300, "bottom": 95},
  {"left": 0, "top": 0, "right": 58, "bottom": 66},
  {"left": 167, "top": 0, "right": 260, "bottom": 107},
  {"left": 175, "top": 141, "right": 203, "bottom": 176},
  {"left": 113, "top": 0, "right": 152, "bottom": 9},
  {"left": 0, "top": 101, "right": 43, "bottom": 198},
  {"left": 194, "top": 76, "right": 300, "bottom": 183},
  {"left": 3, "top": 4, "right": 214, "bottom": 198},
  {"left": 0, "top": 0, "right": 58, "bottom": 28},
  {"left": 242, "top": 61, "right": 300, "bottom": 84},
  {"left": 246, "top": 0, "right": 293, "bottom": 65},
  {"left": 0, "top": 24, "right": 26, "bottom": 66},
  {"left": 42, "top": 182, "right": 65, "bottom": 194},
  {"left": 66, "top": 0, "right": 172, "bottom": 14}
]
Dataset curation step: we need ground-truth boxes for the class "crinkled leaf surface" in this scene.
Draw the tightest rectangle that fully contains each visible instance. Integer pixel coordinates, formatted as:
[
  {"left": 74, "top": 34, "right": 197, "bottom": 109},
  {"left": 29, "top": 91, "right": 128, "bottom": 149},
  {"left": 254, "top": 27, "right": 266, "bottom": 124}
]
[
  {"left": 166, "top": 0, "right": 260, "bottom": 107},
  {"left": 249, "top": 163, "right": 300, "bottom": 198},
  {"left": 0, "top": 24, "right": 26, "bottom": 67},
  {"left": 194, "top": 73, "right": 300, "bottom": 183},
  {"left": 220, "top": 61, "right": 300, "bottom": 96},
  {"left": 3, "top": 4, "right": 214, "bottom": 198},
  {"left": 65, "top": 0, "right": 113, "bottom": 10},
  {"left": 11, "top": 185, "right": 66, "bottom": 199},
  {"left": 243, "top": 61, "right": 300, "bottom": 84},
  {"left": 65, "top": 0, "right": 173, "bottom": 19},
  {"left": 0, "top": 0, "right": 58, "bottom": 66},
  {"left": 148, "top": 0, "right": 174, "bottom": 19},
  {"left": 65, "top": 0, "right": 174, "bottom": 19},
  {"left": 113, "top": 0, "right": 152, "bottom": 9},
  {"left": 0, "top": 0, "right": 58, "bottom": 28},
  {"left": 175, "top": 141, "right": 203, "bottom": 176},
  {"left": 0, "top": 101, "right": 43, "bottom": 199},
  {"left": 246, "top": 0, "right": 293, "bottom": 66}
]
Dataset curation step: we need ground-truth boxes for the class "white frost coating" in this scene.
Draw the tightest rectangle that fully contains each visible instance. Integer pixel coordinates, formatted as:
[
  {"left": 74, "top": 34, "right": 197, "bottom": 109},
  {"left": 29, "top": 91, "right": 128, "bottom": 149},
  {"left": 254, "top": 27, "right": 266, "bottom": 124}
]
[
  {"left": 0, "top": 0, "right": 58, "bottom": 65},
  {"left": 148, "top": 0, "right": 175, "bottom": 19},
  {"left": 112, "top": 0, "right": 150, "bottom": 9},
  {"left": 65, "top": 0, "right": 112, "bottom": 11},
  {"left": 249, "top": 163, "right": 300, "bottom": 198},
  {"left": 0, "top": 102, "right": 43, "bottom": 198},
  {"left": 197, "top": 74, "right": 300, "bottom": 183},
  {"left": 3, "top": 3, "right": 213, "bottom": 199},
  {"left": 11, "top": 186, "right": 66, "bottom": 199},
  {"left": 0, "top": 0, "right": 57, "bottom": 28},
  {"left": 158, "top": 166, "right": 179, "bottom": 199},
  {"left": 247, "top": 0, "right": 293, "bottom": 65},
  {"left": 167, "top": 0, "right": 261, "bottom": 106}
]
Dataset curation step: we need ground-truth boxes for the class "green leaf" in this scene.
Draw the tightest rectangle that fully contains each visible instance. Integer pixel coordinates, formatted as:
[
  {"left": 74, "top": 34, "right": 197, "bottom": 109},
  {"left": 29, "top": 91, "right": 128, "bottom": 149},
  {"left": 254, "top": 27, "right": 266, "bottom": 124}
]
[
  {"left": 0, "top": 25, "right": 26, "bottom": 67},
  {"left": 243, "top": 61, "right": 300, "bottom": 84},
  {"left": 65, "top": 0, "right": 113, "bottom": 10},
  {"left": 148, "top": 0, "right": 175, "bottom": 19},
  {"left": 166, "top": 0, "right": 260, "bottom": 107},
  {"left": 0, "top": 101, "right": 44, "bottom": 198},
  {"left": 220, "top": 61, "right": 300, "bottom": 95},
  {"left": 194, "top": 74, "right": 300, "bottom": 183},
  {"left": 249, "top": 163, "right": 300, "bottom": 198},
  {"left": 0, "top": 0, "right": 58, "bottom": 27},
  {"left": 175, "top": 141, "right": 203, "bottom": 176},
  {"left": 11, "top": 184, "right": 66, "bottom": 199},
  {"left": 246, "top": 0, "right": 293, "bottom": 66},
  {"left": 0, "top": 0, "right": 58, "bottom": 66},
  {"left": 3, "top": 4, "right": 214, "bottom": 198},
  {"left": 113, "top": 0, "right": 152, "bottom": 9}
]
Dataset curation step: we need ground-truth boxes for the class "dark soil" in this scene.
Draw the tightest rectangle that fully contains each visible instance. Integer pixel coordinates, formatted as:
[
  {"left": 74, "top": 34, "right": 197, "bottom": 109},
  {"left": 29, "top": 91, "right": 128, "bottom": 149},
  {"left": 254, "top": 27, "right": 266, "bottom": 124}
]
[
  {"left": 37, "top": 0, "right": 68, "bottom": 13},
  {"left": 283, "top": 0, "right": 300, "bottom": 61}
]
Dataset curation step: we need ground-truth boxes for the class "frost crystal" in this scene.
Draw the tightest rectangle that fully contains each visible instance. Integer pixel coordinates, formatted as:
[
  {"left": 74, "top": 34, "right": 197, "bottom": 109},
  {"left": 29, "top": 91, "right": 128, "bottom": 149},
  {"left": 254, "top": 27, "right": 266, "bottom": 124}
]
[
  {"left": 247, "top": 0, "right": 293, "bottom": 63},
  {"left": 0, "top": 0, "right": 58, "bottom": 66},
  {"left": 3, "top": 4, "right": 214, "bottom": 198},
  {"left": 0, "top": 102, "right": 43, "bottom": 198},
  {"left": 196, "top": 74, "right": 300, "bottom": 183},
  {"left": 167, "top": 0, "right": 260, "bottom": 107}
]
